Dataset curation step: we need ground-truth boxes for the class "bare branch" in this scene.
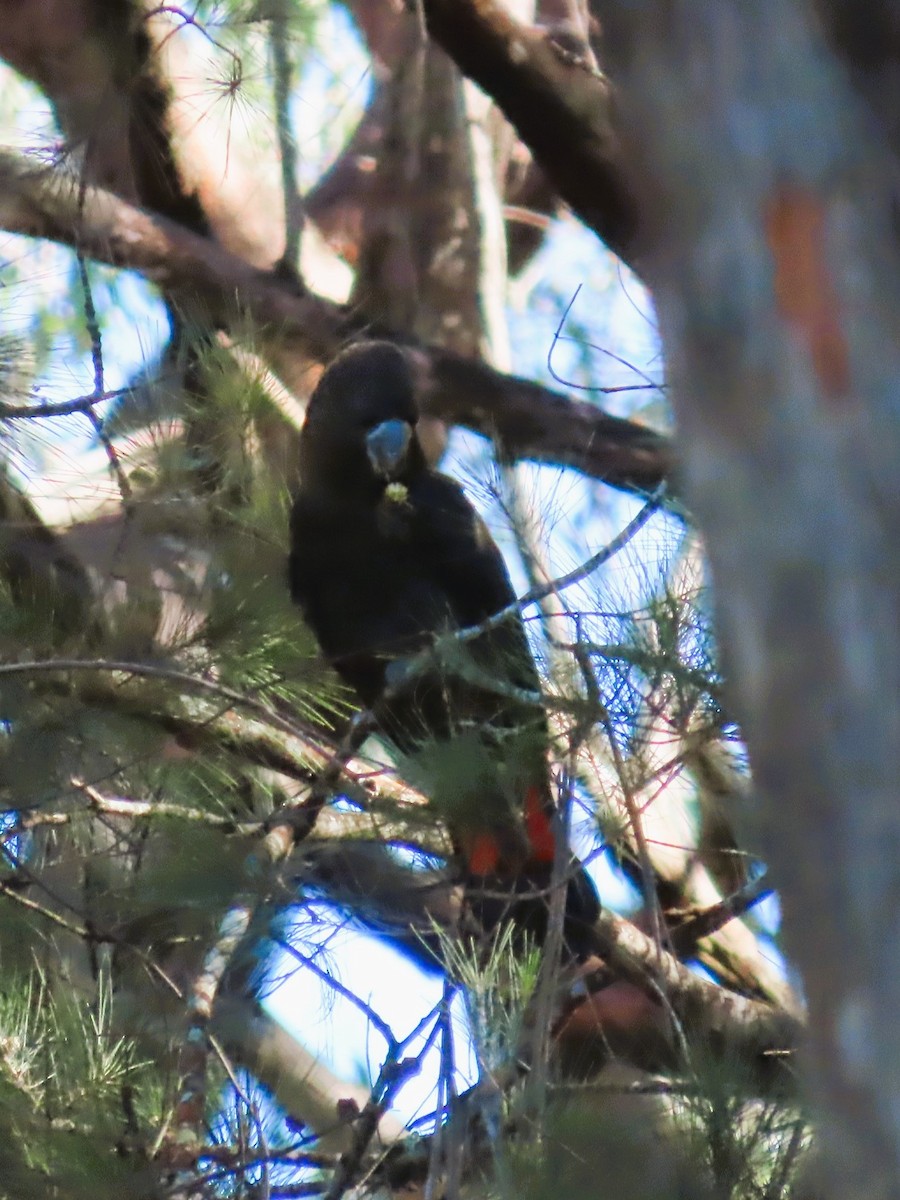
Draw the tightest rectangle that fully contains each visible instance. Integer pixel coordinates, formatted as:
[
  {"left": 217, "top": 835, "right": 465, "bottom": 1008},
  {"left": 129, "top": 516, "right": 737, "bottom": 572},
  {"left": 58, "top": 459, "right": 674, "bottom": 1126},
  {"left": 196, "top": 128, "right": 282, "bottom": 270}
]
[
  {"left": 420, "top": 0, "right": 640, "bottom": 264},
  {"left": 668, "top": 874, "right": 774, "bottom": 956},
  {"left": 212, "top": 996, "right": 408, "bottom": 1153},
  {"left": 586, "top": 907, "right": 803, "bottom": 1066},
  {"left": 0, "top": 384, "right": 137, "bottom": 421},
  {"left": 0, "top": 150, "right": 672, "bottom": 492}
]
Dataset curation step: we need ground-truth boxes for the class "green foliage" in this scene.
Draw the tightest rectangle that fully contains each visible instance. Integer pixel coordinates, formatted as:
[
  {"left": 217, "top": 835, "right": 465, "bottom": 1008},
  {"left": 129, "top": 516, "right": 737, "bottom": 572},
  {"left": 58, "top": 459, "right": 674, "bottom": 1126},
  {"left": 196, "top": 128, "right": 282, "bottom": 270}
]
[
  {"left": 509, "top": 1089, "right": 714, "bottom": 1200},
  {"left": 0, "top": 332, "right": 36, "bottom": 404},
  {"left": 439, "top": 924, "right": 541, "bottom": 1073},
  {"left": 129, "top": 821, "right": 248, "bottom": 917},
  {"left": 672, "top": 1050, "right": 809, "bottom": 1200},
  {"left": 203, "top": 518, "right": 343, "bottom": 723},
  {"left": 404, "top": 723, "right": 546, "bottom": 838},
  {"left": 0, "top": 967, "right": 156, "bottom": 1199}
]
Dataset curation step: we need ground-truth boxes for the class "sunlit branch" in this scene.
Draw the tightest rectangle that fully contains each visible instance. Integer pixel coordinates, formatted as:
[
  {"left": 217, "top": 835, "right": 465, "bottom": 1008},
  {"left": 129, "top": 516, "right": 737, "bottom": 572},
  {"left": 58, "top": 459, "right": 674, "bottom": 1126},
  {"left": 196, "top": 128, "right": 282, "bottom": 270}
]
[
  {"left": 0, "top": 149, "right": 671, "bottom": 492},
  {"left": 668, "top": 874, "right": 774, "bottom": 956}
]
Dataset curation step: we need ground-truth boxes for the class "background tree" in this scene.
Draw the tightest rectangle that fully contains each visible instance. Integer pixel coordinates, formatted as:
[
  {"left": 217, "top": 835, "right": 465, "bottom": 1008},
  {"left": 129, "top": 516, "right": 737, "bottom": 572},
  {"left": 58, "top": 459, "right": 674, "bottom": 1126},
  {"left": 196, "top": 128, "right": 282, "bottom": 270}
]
[{"left": 0, "top": 2, "right": 894, "bottom": 1199}]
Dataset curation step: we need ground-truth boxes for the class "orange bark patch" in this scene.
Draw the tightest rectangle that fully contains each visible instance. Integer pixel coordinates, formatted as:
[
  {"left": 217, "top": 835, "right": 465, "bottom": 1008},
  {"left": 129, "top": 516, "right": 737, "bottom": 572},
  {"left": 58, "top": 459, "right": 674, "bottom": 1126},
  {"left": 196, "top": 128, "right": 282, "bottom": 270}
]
[{"left": 765, "top": 186, "right": 850, "bottom": 400}]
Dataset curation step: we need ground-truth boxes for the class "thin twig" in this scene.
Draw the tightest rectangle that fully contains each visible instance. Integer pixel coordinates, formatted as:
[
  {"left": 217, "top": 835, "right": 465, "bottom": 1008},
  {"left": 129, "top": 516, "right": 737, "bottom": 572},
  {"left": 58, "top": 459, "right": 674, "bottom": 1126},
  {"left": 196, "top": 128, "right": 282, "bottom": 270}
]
[
  {"left": 0, "top": 657, "right": 325, "bottom": 748},
  {"left": 275, "top": 937, "right": 398, "bottom": 1052},
  {"left": 761, "top": 1114, "right": 808, "bottom": 1200},
  {"left": 73, "top": 250, "right": 133, "bottom": 504},
  {"left": 374, "top": 488, "right": 665, "bottom": 726},
  {"left": 0, "top": 384, "right": 135, "bottom": 420},
  {"left": 69, "top": 776, "right": 265, "bottom": 833},
  {"left": 167, "top": 711, "right": 377, "bottom": 1153},
  {"left": 669, "top": 874, "right": 773, "bottom": 955},
  {"left": 0, "top": 877, "right": 91, "bottom": 938},
  {"left": 324, "top": 1054, "right": 422, "bottom": 1200},
  {"left": 600, "top": 702, "right": 667, "bottom": 952},
  {"left": 459, "top": 484, "right": 665, "bottom": 644}
]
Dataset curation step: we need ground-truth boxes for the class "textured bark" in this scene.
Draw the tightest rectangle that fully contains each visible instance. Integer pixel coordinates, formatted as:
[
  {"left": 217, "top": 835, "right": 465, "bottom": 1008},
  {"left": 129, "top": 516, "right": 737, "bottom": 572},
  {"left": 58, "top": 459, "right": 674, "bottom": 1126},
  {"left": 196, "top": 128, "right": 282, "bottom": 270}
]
[
  {"left": 351, "top": 36, "right": 485, "bottom": 357},
  {"left": 421, "top": 0, "right": 640, "bottom": 265},
  {"left": 325, "top": 0, "right": 562, "bottom": 274},
  {"left": 298, "top": 838, "right": 802, "bottom": 1079},
  {"left": 0, "top": 0, "right": 208, "bottom": 227},
  {"left": 588, "top": 4, "right": 900, "bottom": 1196},
  {"left": 814, "top": 0, "right": 900, "bottom": 162}
]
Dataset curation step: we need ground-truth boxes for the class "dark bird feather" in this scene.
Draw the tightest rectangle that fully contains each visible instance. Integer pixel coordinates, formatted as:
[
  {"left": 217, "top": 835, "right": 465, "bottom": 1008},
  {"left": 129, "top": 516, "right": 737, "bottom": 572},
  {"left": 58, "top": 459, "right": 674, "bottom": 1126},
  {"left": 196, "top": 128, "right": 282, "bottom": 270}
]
[{"left": 289, "top": 342, "right": 599, "bottom": 955}]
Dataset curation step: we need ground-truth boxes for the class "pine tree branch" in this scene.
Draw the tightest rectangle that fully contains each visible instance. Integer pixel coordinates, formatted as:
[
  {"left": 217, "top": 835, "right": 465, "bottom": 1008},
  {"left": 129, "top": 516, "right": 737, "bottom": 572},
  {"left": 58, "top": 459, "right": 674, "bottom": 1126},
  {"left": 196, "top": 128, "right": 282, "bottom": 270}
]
[
  {"left": 0, "top": 384, "right": 134, "bottom": 420},
  {"left": 163, "top": 709, "right": 384, "bottom": 1160},
  {"left": 0, "top": 149, "right": 672, "bottom": 493},
  {"left": 667, "top": 874, "right": 774, "bottom": 956},
  {"left": 0, "top": 876, "right": 91, "bottom": 938},
  {"left": 0, "top": 656, "right": 333, "bottom": 747},
  {"left": 420, "top": 0, "right": 639, "bottom": 263},
  {"left": 586, "top": 906, "right": 803, "bottom": 1065},
  {"left": 298, "top": 840, "right": 802, "bottom": 1088}
]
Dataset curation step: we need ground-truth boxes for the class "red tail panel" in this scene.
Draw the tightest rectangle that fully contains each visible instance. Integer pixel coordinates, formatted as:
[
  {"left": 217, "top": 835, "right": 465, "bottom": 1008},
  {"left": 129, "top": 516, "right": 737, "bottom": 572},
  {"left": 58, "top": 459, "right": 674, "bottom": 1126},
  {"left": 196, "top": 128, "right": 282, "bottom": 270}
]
[
  {"left": 524, "top": 785, "right": 557, "bottom": 864},
  {"left": 467, "top": 832, "right": 501, "bottom": 875}
]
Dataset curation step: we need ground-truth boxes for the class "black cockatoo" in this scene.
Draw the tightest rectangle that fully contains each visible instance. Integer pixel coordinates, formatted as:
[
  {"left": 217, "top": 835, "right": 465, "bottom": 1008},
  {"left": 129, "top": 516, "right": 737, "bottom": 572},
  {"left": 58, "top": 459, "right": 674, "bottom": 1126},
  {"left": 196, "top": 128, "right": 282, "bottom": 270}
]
[{"left": 288, "top": 341, "right": 599, "bottom": 955}]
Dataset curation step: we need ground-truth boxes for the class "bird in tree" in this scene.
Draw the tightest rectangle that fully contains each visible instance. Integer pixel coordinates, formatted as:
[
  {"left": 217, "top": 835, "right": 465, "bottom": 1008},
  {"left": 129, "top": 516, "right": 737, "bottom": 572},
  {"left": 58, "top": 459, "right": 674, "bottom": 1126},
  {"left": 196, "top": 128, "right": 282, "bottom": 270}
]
[{"left": 288, "top": 341, "right": 599, "bottom": 956}]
